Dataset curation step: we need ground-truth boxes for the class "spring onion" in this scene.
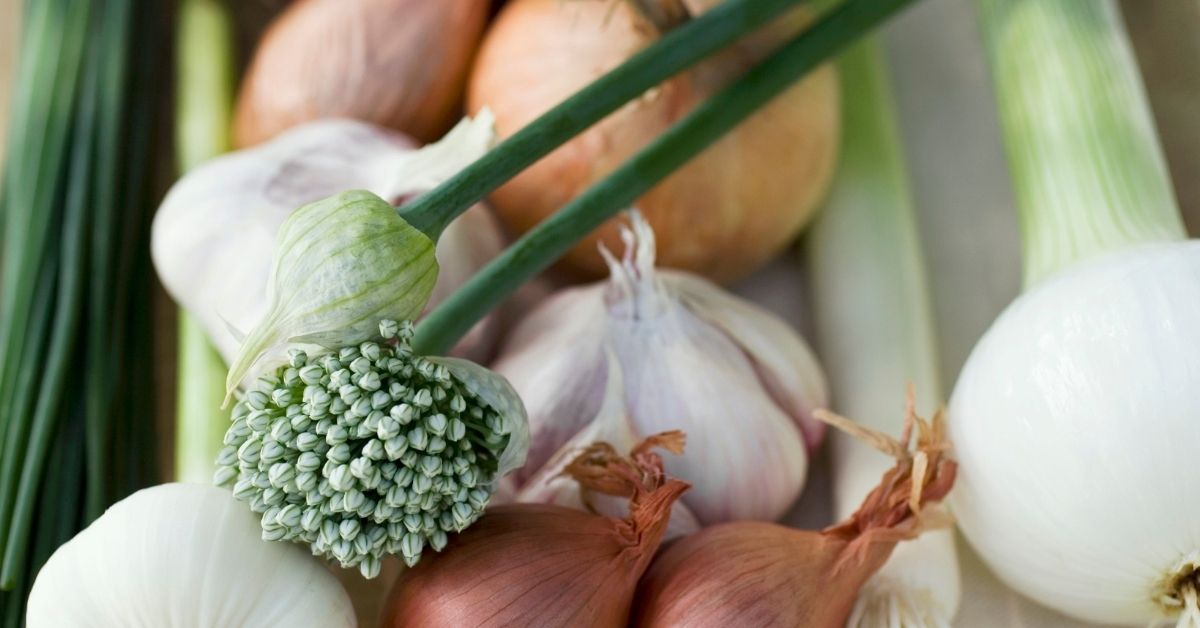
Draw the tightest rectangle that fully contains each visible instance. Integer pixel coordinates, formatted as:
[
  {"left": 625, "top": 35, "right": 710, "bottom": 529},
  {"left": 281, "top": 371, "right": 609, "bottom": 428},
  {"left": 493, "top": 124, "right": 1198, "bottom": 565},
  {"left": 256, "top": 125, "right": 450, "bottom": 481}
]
[
  {"left": 947, "top": 1, "right": 1200, "bottom": 624},
  {"left": 807, "top": 34, "right": 961, "bottom": 627},
  {"left": 173, "top": 0, "right": 235, "bottom": 484}
]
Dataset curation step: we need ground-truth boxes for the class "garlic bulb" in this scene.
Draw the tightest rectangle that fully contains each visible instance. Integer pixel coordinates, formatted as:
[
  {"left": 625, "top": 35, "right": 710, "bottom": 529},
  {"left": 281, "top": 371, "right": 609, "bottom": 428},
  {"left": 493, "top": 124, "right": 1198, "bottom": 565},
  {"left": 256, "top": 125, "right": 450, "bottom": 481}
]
[
  {"left": 151, "top": 112, "right": 505, "bottom": 366},
  {"left": 27, "top": 483, "right": 355, "bottom": 627},
  {"left": 492, "top": 213, "right": 827, "bottom": 524}
]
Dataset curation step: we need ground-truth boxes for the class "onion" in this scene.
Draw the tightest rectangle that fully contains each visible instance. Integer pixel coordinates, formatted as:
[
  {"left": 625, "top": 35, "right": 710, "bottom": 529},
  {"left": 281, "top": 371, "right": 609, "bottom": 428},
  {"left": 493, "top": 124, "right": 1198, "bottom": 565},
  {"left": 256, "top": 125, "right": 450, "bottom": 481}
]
[
  {"left": 381, "top": 433, "right": 688, "bottom": 627},
  {"left": 467, "top": 0, "right": 839, "bottom": 283},
  {"left": 234, "top": 0, "right": 489, "bottom": 147},
  {"left": 632, "top": 407, "right": 956, "bottom": 628}
]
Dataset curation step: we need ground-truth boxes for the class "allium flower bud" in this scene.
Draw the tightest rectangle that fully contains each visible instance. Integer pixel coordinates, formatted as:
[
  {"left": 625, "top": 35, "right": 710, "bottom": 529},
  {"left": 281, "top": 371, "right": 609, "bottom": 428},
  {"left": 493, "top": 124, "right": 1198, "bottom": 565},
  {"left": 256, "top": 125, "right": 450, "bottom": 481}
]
[
  {"left": 216, "top": 320, "right": 529, "bottom": 577},
  {"left": 224, "top": 190, "right": 438, "bottom": 400}
]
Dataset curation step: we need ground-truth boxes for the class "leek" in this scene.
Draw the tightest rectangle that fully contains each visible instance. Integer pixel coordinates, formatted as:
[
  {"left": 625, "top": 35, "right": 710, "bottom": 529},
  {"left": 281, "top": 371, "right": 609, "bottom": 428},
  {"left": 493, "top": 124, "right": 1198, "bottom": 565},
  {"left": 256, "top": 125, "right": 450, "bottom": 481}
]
[
  {"left": 173, "top": 0, "right": 235, "bottom": 484},
  {"left": 806, "top": 35, "right": 960, "bottom": 626}
]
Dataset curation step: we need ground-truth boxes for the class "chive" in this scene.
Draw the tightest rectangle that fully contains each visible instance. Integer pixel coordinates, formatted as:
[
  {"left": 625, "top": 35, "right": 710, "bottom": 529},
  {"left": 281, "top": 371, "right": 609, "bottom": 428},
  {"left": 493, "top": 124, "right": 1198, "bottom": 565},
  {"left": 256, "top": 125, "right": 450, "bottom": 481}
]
[
  {"left": 396, "top": 0, "right": 814, "bottom": 239},
  {"left": 978, "top": 0, "right": 1185, "bottom": 286},
  {"left": 413, "top": 0, "right": 920, "bottom": 355},
  {"left": 84, "top": 0, "right": 132, "bottom": 519},
  {"left": 174, "top": 0, "right": 235, "bottom": 484},
  {"left": 0, "top": 0, "right": 80, "bottom": 481},
  {"left": 0, "top": 0, "right": 99, "bottom": 585}
]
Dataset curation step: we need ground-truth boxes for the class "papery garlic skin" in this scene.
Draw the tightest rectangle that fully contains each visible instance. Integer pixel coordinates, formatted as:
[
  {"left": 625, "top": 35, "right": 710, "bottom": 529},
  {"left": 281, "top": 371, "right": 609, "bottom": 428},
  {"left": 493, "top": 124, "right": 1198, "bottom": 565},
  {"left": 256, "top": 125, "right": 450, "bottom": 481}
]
[
  {"left": 493, "top": 213, "right": 826, "bottom": 524},
  {"left": 512, "top": 356, "right": 701, "bottom": 539},
  {"left": 152, "top": 113, "right": 502, "bottom": 365},
  {"left": 949, "top": 242, "right": 1200, "bottom": 625},
  {"left": 224, "top": 190, "right": 438, "bottom": 396},
  {"left": 28, "top": 483, "right": 355, "bottom": 628}
]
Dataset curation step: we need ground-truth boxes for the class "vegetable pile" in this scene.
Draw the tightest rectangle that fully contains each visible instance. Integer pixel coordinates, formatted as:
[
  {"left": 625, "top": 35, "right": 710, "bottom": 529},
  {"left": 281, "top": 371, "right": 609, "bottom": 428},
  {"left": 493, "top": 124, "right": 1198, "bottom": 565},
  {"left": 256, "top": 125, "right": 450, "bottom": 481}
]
[{"left": 2, "top": 0, "right": 1198, "bottom": 626}]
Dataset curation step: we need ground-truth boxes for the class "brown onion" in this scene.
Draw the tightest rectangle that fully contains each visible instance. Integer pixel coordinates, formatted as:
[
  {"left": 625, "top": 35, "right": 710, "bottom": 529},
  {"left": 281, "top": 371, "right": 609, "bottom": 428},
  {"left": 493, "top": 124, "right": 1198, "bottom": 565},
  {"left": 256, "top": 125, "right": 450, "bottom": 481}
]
[
  {"left": 632, "top": 409, "right": 957, "bottom": 628},
  {"left": 381, "top": 433, "right": 689, "bottom": 628},
  {"left": 468, "top": 0, "right": 839, "bottom": 283},
  {"left": 234, "top": 0, "right": 489, "bottom": 147}
]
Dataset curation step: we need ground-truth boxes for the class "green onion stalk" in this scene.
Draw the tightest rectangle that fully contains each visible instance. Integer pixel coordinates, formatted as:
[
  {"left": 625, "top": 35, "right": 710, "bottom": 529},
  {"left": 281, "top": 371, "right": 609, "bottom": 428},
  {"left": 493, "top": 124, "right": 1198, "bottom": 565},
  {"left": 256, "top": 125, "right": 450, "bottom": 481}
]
[
  {"left": 174, "top": 0, "right": 236, "bottom": 485},
  {"left": 947, "top": 2, "right": 1200, "bottom": 625},
  {"left": 806, "top": 35, "right": 960, "bottom": 626},
  {"left": 979, "top": 0, "right": 1184, "bottom": 286}
]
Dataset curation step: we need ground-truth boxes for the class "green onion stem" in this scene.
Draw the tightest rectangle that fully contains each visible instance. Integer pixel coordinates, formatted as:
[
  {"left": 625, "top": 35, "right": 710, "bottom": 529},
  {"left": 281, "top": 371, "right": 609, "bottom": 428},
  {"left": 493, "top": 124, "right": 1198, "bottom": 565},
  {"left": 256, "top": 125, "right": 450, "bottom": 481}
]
[
  {"left": 173, "top": 0, "right": 234, "bottom": 484},
  {"left": 0, "top": 0, "right": 90, "bottom": 580},
  {"left": 395, "top": 0, "right": 812, "bottom": 239},
  {"left": 805, "top": 34, "right": 960, "bottom": 621},
  {"left": 413, "top": 0, "right": 919, "bottom": 355},
  {"left": 84, "top": 0, "right": 132, "bottom": 520},
  {"left": 978, "top": 0, "right": 1185, "bottom": 288}
]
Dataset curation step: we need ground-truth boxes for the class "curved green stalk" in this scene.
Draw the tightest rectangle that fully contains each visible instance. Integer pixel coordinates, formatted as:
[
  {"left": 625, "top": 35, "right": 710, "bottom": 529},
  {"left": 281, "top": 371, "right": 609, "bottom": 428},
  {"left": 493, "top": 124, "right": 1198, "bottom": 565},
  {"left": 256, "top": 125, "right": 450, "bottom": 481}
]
[
  {"left": 173, "top": 0, "right": 235, "bottom": 484},
  {"left": 978, "top": 0, "right": 1185, "bottom": 288},
  {"left": 414, "top": 0, "right": 920, "bottom": 355},
  {"left": 396, "top": 0, "right": 813, "bottom": 240}
]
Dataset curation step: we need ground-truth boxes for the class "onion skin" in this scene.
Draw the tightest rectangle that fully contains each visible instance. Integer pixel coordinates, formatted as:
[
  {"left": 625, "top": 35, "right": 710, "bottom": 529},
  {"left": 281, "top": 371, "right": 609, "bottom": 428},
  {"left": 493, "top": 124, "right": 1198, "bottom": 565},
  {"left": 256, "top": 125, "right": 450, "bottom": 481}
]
[
  {"left": 468, "top": 0, "right": 839, "bottom": 283},
  {"left": 634, "top": 410, "right": 957, "bottom": 628},
  {"left": 235, "top": 0, "right": 489, "bottom": 147},
  {"left": 382, "top": 435, "right": 689, "bottom": 628}
]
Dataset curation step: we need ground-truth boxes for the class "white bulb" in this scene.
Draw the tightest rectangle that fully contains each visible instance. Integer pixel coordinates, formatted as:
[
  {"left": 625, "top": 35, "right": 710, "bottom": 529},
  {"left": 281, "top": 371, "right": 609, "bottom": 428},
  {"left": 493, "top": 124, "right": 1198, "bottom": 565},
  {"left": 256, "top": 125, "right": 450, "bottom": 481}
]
[
  {"left": 28, "top": 483, "right": 355, "bottom": 628},
  {"left": 949, "top": 241, "right": 1200, "bottom": 624}
]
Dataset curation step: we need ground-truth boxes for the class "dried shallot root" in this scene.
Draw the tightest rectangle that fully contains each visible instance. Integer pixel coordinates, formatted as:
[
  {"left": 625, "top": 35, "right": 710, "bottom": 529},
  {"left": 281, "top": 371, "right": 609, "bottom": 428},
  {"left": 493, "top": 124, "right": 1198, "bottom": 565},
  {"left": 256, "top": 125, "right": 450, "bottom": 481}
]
[
  {"left": 381, "top": 433, "right": 689, "bottom": 627},
  {"left": 632, "top": 405, "right": 956, "bottom": 628}
]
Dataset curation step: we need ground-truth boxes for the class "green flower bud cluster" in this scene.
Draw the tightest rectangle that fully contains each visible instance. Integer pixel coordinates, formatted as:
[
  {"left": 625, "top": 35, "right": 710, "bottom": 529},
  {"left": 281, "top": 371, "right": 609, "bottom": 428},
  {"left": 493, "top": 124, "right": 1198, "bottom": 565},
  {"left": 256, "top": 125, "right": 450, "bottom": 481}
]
[{"left": 214, "top": 320, "right": 514, "bottom": 577}]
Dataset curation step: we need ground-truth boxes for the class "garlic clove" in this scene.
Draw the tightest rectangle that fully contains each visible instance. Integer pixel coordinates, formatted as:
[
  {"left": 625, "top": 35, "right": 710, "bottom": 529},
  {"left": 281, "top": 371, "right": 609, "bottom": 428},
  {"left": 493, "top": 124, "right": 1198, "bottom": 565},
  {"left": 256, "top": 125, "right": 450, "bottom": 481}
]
[
  {"left": 664, "top": 270, "right": 829, "bottom": 450},
  {"left": 606, "top": 299, "right": 810, "bottom": 524},
  {"left": 225, "top": 190, "right": 437, "bottom": 397},
  {"left": 514, "top": 354, "right": 701, "bottom": 539},
  {"left": 490, "top": 286, "right": 612, "bottom": 482}
]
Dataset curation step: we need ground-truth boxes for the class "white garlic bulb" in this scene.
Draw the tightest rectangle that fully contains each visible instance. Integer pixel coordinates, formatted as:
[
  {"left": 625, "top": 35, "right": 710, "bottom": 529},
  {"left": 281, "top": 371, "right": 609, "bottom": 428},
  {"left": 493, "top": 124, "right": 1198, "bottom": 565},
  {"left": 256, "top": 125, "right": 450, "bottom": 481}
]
[
  {"left": 27, "top": 483, "right": 355, "bottom": 628},
  {"left": 151, "top": 112, "right": 505, "bottom": 365},
  {"left": 492, "top": 213, "right": 827, "bottom": 524}
]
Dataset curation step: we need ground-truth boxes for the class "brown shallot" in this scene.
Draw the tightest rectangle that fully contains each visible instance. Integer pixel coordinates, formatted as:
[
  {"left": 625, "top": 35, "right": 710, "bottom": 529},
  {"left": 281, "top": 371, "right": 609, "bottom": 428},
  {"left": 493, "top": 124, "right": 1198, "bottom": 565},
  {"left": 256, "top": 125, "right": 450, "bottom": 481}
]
[
  {"left": 381, "top": 433, "right": 689, "bottom": 628},
  {"left": 467, "top": 0, "right": 839, "bottom": 282},
  {"left": 632, "top": 404, "right": 956, "bottom": 628},
  {"left": 234, "top": 0, "right": 489, "bottom": 147}
]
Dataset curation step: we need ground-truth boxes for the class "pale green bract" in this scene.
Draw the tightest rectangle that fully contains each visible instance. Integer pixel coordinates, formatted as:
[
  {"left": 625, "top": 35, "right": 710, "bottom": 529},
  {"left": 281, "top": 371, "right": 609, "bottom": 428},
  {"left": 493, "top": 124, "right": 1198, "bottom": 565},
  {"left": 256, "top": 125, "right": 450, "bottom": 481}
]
[
  {"left": 225, "top": 189, "right": 438, "bottom": 400},
  {"left": 216, "top": 320, "right": 528, "bottom": 577}
]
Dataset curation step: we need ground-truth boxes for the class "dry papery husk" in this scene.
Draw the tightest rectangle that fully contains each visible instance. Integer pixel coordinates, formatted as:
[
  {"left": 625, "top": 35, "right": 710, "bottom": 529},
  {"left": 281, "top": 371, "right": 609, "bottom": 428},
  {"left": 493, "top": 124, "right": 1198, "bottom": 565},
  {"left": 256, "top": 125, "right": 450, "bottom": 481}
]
[
  {"left": 381, "top": 433, "right": 689, "bottom": 628},
  {"left": 633, "top": 404, "right": 957, "bottom": 628},
  {"left": 468, "top": 0, "right": 839, "bottom": 283},
  {"left": 235, "top": 0, "right": 490, "bottom": 147}
]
